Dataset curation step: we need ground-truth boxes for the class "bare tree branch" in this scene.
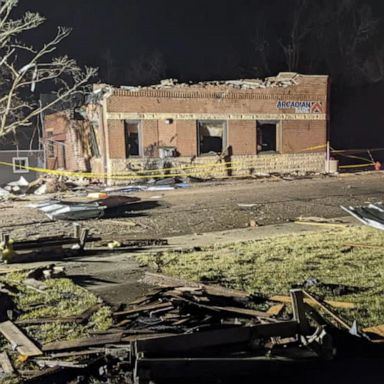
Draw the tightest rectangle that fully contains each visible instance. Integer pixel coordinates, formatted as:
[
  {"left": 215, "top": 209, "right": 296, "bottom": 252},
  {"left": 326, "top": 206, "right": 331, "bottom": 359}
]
[{"left": 0, "top": 0, "right": 97, "bottom": 138}]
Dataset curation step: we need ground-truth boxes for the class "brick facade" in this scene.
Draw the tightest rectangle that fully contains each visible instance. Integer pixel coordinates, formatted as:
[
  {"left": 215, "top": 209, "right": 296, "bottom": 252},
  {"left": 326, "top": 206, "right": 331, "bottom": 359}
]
[{"left": 44, "top": 73, "right": 330, "bottom": 181}]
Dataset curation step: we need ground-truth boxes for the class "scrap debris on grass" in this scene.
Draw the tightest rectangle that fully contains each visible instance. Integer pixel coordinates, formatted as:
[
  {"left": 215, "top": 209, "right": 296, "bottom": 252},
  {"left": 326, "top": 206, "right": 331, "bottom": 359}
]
[
  {"left": 342, "top": 202, "right": 384, "bottom": 231},
  {"left": 1, "top": 268, "right": 384, "bottom": 383},
  {"left": 1, "top": 264, "right": 384, "bottom": 383},
  {"left": 137, "top": 225, "right": 384, "bottom": 327}
]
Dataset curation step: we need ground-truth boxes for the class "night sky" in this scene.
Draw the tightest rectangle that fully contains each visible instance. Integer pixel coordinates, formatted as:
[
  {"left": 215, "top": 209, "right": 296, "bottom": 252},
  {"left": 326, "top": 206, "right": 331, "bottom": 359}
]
[
  {"left": 15, "top": 0, "right": 384, "bottom": 149},
  {"left": 17, "top": 0, "right": 383, "bottom": 82}
]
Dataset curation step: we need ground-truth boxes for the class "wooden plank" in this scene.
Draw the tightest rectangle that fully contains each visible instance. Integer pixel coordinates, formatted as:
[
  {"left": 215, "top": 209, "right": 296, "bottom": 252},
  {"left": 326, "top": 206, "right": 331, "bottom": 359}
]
[
  {"left": 290, "top": 290, "right": 311, "bottom": 334},
  {"left": 135, "top": 322, "right": 298, "bottom": 355},
  {"left": 143, "top": 272, "right": 249, "bottom": 299},
  {"left": 362, "top": 325, "right": 384, "bottom": 338},
  {"left": 270, "top": 295, "right": 355, "bottom": 309},
  {"left": 0, "top": 321, "right": 42, "bottom": 357},
  {"left": 35, "top": 359, "right": 88, "bottom": 368},
  {"left": 267, "top": 304, "right": 285, "bottom": 316},
  {"left": 0, "top": 351, "right": 14, "bottom": 374},
  {"left": 42, "top": 333, "right": 123, "bottom": 352},
  {"left": 114, "top": 302, "right": 171, "bottom": 316},
  {"left": 302, "top": 291, "right": 351, "bottom": 330},
  {"left": 212, "top": 306, "right": 271, "bottom": 318},
  {"left": 49, "top": 349, "right": 105, "bottom": 359}
]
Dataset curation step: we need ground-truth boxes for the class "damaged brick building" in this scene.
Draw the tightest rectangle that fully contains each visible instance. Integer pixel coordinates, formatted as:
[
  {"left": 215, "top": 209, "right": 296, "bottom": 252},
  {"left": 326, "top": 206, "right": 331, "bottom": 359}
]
[{"left": 44, "top": 72, "right": 330, "bottom": 181}]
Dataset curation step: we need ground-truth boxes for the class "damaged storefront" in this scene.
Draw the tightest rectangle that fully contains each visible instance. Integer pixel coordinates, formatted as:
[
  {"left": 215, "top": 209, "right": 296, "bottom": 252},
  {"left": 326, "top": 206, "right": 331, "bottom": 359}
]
[{"left": 44, "top": 72, "right": 329, "bottom": 182}]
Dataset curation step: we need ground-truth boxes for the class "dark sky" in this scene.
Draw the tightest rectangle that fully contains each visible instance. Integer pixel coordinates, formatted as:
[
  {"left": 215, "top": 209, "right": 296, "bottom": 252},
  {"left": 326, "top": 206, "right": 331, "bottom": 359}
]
[
  {"left": 16, "top": 1, "right": 384, "bottom": 81},
  {"left": 14, "top": 0, "right": 384, "bottom": 148},
  {"left": 18, "top": 0, "right": 384, "bottom": 83}
]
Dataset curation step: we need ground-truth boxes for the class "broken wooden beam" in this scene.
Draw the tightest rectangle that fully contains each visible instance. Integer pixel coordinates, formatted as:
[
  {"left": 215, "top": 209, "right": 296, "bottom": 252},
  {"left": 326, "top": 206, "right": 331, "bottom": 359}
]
[
  {"left": 0, "top": 351, "right": 14, "bottom": 374},
  {"left": 302, "top": 291, "right": 351, "bottom": 330},
  {"left": 42, "top": 332, "right": 123, "bottom": 352},
  {"left": 134, "top": 321, "right": 298, "bottom": 356},
  {"left": 143, "top": 272, "right": 249, "bottom": 299},
  {"left": 270, "top": 295, "right": 355, "bottom": 309},
  {"left": 114, "top": 302, "right": 171, "bottom": 317},
  {"left": 267, "top": 304, "right": 285, "bottom": 316},
  {"left": 0, "top": 321, "right": 42, "bottom": 357}
]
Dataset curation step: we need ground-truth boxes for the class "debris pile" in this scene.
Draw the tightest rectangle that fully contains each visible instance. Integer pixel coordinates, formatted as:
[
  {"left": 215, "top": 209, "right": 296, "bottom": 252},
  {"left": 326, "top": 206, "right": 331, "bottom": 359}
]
[
  {"left": 118, "top": 72, "right": 300, "bottom": 92},
  {"left": 27, "top": 175, "right": 94, "bottom": 195},
  {"left": 3, "top": 176, "right": 29, "bottom": 195},
  {"left": 1, "top": 268, "right": 383, "bottom": 384},
  {"left": 28, "top": 195, "right": 140, "bottom": 221},
  {"left": 0, "top": 227, "right": 99, "bottom": 263}
]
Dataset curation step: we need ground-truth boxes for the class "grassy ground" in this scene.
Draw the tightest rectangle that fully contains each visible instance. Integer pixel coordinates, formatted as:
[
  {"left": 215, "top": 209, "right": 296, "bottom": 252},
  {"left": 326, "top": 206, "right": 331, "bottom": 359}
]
[
  {"left": 0, "top": 272, "right": 112, "bottom": 344},
  {"left": 138, "top": 225, "right": 384, "bottom": 327}
]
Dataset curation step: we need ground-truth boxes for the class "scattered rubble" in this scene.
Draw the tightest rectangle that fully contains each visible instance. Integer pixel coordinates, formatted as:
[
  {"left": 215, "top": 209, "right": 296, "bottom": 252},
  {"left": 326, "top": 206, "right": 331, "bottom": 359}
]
[
  {"left": 341, "top": 203, "right": 384, "bottom": 230},
  {"left": 28, "top": 196, "right": 140, "bottom": 221},
  {"left": 0, "top": 226, "right": 99, "bottom": 263},
  {"left": 118, "top": 72, "right": 300, "bottom": 92},
  {"left": 0, "top": 269, "right": 384, "bottom": 384}
]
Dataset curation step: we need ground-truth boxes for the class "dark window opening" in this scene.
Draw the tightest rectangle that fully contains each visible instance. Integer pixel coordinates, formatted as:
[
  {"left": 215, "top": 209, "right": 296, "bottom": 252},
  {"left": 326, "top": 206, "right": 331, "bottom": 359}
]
[
  {"left": 13, "top": 157, "right": 29, "bottom": 173},
  {"left": 257, "top": 122, "right": 277, "bottom": 152},
  {"left": 124, "top": 121, "right": 140, "bottom": 157},
  {"left": 198, "top": 121, "right": 226, "bottom": 155}
]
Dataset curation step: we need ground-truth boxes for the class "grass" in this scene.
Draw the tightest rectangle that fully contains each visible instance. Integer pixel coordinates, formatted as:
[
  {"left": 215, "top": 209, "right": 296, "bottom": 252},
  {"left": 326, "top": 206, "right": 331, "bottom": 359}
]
[
  {"left": 0, "top": 273, "right": 113, "bottom": 383},
  {"left": 137, "top": 225, "right": 384, "bottom": 327},
  {"left": 0, "top": 273, "right": 112, "bottom": 344}
]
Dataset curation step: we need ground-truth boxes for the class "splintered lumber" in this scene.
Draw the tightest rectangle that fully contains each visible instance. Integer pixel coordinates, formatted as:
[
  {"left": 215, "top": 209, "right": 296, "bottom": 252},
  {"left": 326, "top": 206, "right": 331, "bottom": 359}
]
[
  {"left": 0, "top": 321, "right": 42, "bottom": 357},
  {"left": 35, "top": 359, "right": 88, "bottom": 368},
  {"left": 302, "top": 291, "right": 351, "bottom": 330},
  {"left": 114, "top": 302, "right": 171, "bottom": 317},
  {"left": 212, "top": 306, "right": 271, "bottom": 318},
  {"left": 362, "top": 325, "right": 384, "bottom": 338},
  {"left": 49, "top": 349, "right": 105, "bottom": 359},
  {"left": 269, "top": 295, "right": 355, "bottom": 309},
  {"left": 134, "top": 322, "right": 298, "bottom": 355},
  {"left": 143, "top": 272, "right": 249, "bottom": 299},
  {"left": 267, "top": 304, "right": 285, "bottom": 316},
  {"left": 0, "top": 351, "right": 14, "bottom": 374},
  {"left": 42, "top": 333, "right": 123, "bottom": 352}
]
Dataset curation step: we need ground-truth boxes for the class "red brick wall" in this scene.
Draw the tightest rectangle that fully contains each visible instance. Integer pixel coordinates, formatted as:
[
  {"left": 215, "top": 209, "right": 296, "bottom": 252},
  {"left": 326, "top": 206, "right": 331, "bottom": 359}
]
[
  {"left": 228, "top": 121, "right": 257, "bottom": 155},
  {"left": 108, "top": 120, "right": 125, "bottom": 159},
  {"left": 176, "top": 121, "right": 197, "bottom": 156},
  {"left": 158, "top": 120, "right": 177, "bottom": 147},
  {"left": 142, "top": 120, "right": 159, "bottom": 157},
  {"left": 282, "top": 120, "right": 327, "bottom": 153},
  {"left": 104, "top": 75, "right": 329, "bottom": 158},
  {"left": 107, "top": 75, "right": 329, "bottom": 116}
]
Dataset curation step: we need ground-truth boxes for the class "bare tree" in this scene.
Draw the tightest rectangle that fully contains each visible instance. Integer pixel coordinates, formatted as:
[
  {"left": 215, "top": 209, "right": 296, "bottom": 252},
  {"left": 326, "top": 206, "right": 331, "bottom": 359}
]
[
  {"left": 0, "top": 0, "right": 97, "bottom": 138},
  {"left": 279, "top": 0, "right": 312, "bottom": 72},
  {"left": 124, "top": 50, "right": 166, "bottom": 85}
]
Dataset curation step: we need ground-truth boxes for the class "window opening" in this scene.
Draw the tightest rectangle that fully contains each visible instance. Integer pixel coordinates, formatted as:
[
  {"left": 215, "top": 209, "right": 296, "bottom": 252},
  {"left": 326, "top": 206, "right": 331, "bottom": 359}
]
[
  {"left": 198, "top": 120, "right": 226, "bottom": 155},
  {"left": 257, "top": 122, "right": 277, "bottom": 152},
  {"left": 13, "top": 157, "right": 29, "bottom": 173},
  {"left": 124, "top": 121, "right": 140, "bottom": 157}
]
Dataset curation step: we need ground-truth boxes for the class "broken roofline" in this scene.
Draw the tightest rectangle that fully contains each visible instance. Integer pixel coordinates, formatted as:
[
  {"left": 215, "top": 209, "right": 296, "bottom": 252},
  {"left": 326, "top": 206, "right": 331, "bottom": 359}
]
[{"left": 91, "top": 72, "right": 329, "bottom": 95}]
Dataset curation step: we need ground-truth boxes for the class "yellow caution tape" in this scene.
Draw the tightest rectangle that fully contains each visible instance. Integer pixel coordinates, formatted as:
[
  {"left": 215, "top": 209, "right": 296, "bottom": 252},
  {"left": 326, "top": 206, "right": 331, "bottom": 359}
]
[
  {"left": 300, "top": 144, "right": 327, "bottom": 152},
  {"left": 331, "top": 147, "right": 384, "bottom": 154},
  {"left": 338, "top": 163, "right": 374, "bottom": 169},
  {"left": 0, "top": 160, "right": 284, "bottom": 180}
]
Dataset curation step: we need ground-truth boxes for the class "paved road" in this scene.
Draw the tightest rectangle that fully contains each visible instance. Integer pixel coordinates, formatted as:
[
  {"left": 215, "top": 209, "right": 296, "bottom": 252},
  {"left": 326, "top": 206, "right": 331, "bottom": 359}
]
[{"left": 2, "top": 172, "right": 383, "bottom": 304}]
